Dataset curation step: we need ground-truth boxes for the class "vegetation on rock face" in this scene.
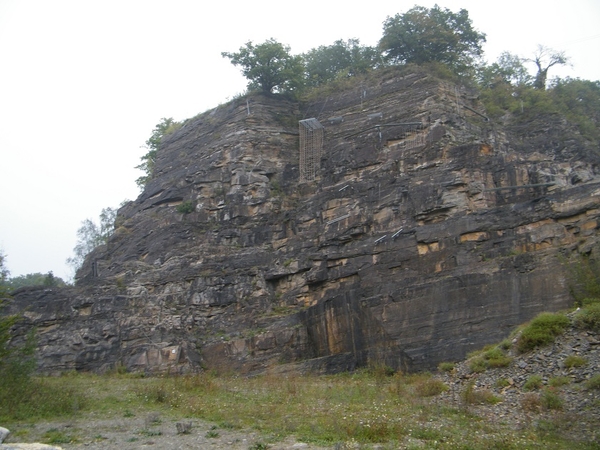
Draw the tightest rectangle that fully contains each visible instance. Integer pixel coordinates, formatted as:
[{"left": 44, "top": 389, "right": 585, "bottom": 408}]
[
  {"left": 516, "top": 312, "right": 570, "bottom": 353},
  {"left": 221, "top": 38, "right": 305, "bottom": 95},
  {"left": 378, "top": 4, "right": 486, "bottom": 76},
  {"left": 136, "top": 117, "right": 182, "bottom": 189},
  {"left": 4, "top": 271, "right": 66, "bottom": 290},
  {"left": 302, "top": 38, "right": 382, "bottom": 88},
  {"left": 66, "top": 206, "right": 118, "bottom": 275}
]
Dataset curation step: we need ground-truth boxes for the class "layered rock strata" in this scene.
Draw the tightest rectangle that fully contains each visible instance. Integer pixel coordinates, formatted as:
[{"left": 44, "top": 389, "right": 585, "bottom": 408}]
[{"left": 6, "top": 67, "right": 600, "bottom": 374}]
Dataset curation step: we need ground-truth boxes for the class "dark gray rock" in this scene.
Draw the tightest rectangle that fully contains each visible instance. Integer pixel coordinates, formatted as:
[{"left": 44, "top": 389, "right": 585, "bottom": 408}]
[{"left": 5, "top": 67, "right": 600, "bottom": 375}]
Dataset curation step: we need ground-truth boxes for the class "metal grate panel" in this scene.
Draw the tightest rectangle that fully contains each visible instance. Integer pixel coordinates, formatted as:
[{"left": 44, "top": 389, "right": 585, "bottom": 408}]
[{"left": 299, "top": 118, "right": 324, "bottom": 182}]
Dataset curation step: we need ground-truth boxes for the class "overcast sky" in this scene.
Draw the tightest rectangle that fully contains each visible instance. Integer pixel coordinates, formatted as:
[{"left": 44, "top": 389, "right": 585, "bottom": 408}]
[{"left": 1, "top": 0, "right": 599, "bottom": 282}]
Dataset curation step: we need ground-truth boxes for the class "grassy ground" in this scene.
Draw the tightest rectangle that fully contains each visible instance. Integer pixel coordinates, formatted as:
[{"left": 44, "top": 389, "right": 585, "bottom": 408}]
[{"left": 2, "top": 368, "right": 596, "bottom": 449}]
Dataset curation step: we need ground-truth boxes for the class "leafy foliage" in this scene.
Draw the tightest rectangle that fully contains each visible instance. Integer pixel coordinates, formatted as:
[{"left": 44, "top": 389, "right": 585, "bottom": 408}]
[
  {"left": 477, "top": 51, "right": 531, "bottom": 89},
  {"left": 66, "top": 207, "right": 117, "bottom": 275},
  {"left": 136, "top": 117, "right": 181, "bottom": 189},
  {"left": 6, "top": 271, "right": 66, "bottom": 290},
  {"left": 549, "top": 78, "right": 600, "bottom": 141},
  {"left": 222, "top": 39, "right": 305, "bottom": 95},
  {"left": 176, "top": 201, "right": 195, "bottom": 214},
  {"left": 379, "top": 5, "right": 485, "bottom": 76},
  {"left": 303, "top": 39, "right": 382, "bottom": 87}
]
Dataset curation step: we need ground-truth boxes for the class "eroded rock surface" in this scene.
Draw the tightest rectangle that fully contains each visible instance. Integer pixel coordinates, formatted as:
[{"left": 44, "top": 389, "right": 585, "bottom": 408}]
[{"left": 6, "top": 67, "right": 600, "bottom": 374}]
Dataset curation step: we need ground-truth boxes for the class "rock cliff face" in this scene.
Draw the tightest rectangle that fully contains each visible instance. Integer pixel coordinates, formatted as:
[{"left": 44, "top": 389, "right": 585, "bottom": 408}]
[{"left": 7, "top": 67, "right": 600, "bottom": 375}]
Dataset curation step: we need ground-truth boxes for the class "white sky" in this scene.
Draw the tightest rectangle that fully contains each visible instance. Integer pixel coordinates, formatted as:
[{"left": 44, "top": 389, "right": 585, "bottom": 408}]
[{"left": 1, "top": 0, "right": 599, "bottom": 282}]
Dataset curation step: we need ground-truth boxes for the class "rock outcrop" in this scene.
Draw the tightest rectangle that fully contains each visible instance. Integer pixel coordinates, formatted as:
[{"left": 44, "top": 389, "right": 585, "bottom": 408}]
[{"left": 6, "top": 67, "right": 600, "bottom": 375}]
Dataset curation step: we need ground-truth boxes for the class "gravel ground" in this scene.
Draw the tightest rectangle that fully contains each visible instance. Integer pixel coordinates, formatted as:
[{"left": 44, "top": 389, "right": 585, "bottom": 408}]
[
  {"left": 435, "top": 323, "right": 600, "bottom": 445},
  {"left": 2, "top": 415, "right": 329, "bottom": 450}
]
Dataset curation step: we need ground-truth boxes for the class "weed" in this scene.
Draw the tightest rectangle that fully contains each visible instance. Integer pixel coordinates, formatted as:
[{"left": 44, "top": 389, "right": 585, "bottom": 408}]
[
  {"left": 541, "top": 388, "right": 563, "bottom": 410},
  {"left": 584, "top": 374, "right": 600, "bottom": 390},
  {"left": 468, "top": 346, "right": 512, "bottom": 372},
  {"left": 469, "top": 357, "right": 488, "bottom": 373},
  {"left": 414, "top": 378, "right": 448, "bottom": 397},
  {"left": 499, "top": 338, "right": 513, "bottom": 350},
  {"left": 249, "top": 443, "right": 270, "bottom": 450},
  {"left": 573, "top": 302, "right": 600, "bottom": 331},
  {"left": 495, "top": 378, "right": 511, "bottom": 388},
  {"left": 563, "top": 355, "right": 587, "bottom": 368},
  {"left": 461, "top": 381, "right": 501, "bottom": 405},
  {"left": 43, "top": 428, "right": 76, "bottom": 444},
  {"left": 521, "top": 393, "right": 542, "bottom": 412},
  {"left": 548, "top": 376, "right": 571, "bottom": 387},
  {"left": 205, "top": 429, "right": 220, "bottom": 438},
  {"left": 139, "top": 429, "right": 162, "bottom": 437},
  {"left": 523, "top": 375, "right": 544, "bottom": 391},
  {"left": 516, "top": 312, "right": 570, "bottom": 353},
  {"left": 176, "top": 201, "right": 195, "bottom": 214},
  {"left": 437, "top": 361, "right": 455, "bottom": 372}
]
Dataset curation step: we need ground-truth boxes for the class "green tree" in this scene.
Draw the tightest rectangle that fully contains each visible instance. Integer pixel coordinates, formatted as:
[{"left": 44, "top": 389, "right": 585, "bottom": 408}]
[
  {"left": 0, "top": 250, "right": 10, "bottom": 299},
  {"left": 550, "top": 77, "right": 600, "bottom": 140},
  {"left": 66, "top": 207, "right": 117, "bottom": 274},
  {"left": 527, "top": 45, "right": 569, "bottom": 90},
  {"left": 379, "top": 5, "right": 486, "bottom": 76},
  {"left": 478, "top": 52, "right": 531, "bottom": 89},
  {"left": 136, "top": 117, "right": 181, "bottom": 189},
  {"left": 6, "top": 272, "right": 66, "bottom": 290},
  {"left": 222, "top": 38, "right": 305, "bottom": 95},
  {"left": 303, "top": 39, "right": 382, "bottom": 87},
  {"left": 0, "top": 250, "right": 36, "bottom": 415}
]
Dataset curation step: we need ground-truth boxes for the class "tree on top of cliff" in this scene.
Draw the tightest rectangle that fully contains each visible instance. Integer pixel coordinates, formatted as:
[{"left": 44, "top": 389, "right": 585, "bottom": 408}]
[
  {"left": 527, "top": 45, "right": 570, "bottom": 90},
  {"left": 222, "top": 38, "right": 305, "bottom": 95},
  {"left": 378, "top": 5, "right": 485, "bottom": 76},
  {"left": 303, "top": 39, "right": 382, "bottom": 87}
]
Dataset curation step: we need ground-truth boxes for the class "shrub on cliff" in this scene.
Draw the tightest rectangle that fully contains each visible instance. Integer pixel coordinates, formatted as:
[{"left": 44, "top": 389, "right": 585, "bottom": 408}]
[
  {"left": 573, "top": 302, "right": 600, "bottom": 331},
  {"left": 516, "top": 312, "right": 570, "bottom": 353}
]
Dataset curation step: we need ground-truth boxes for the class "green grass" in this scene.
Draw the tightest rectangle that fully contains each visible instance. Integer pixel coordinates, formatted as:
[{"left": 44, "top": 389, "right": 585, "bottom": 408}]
[
  {"left": 573, "top": 302, "right": 600, "bottom": 331},
  {"left": 1, "top": 370, "right": 596, "bottom": 448},
  {"left": 548, "top": 376, "right": 571, "bottom": 387},
  {"left": 516, "top": 312, "right": 570, "bottom": 353},
  {"left": 437, "top": 361, "right": 455, "bottom": 372},
  {"left": 468, "top": 345, "right": 512, "bottom": 373},
  {"left": 523, "top": 375, "right": 544, "bottom": 391},
  {"left": 585, "top": 374, "right": 600, "bottom": 390},
  {"left": 564, "top": 355, "right": 587, "bottom": 368}
]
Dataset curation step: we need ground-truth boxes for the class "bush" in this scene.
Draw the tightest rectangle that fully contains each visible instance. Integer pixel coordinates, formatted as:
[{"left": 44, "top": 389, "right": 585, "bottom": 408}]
[
  {"left": 461, "top": 381, "right": 501, "bottom": 405},
  {"left": 468, "top": 346, "right": 512, "bottom": 373},
  {"left": 523, "top": 375, "right": 543, "bottom": 391},
  {"left": 176, "top": 201, "right": 195, "bottom": 214},
  {"left": 584, "top": 374, "right": 600, "bottom": 390},
  {"left": 548, "top": 376, "right": 570, "bottom": 387},
  {"left": 573, "top": 302, "right": 600, "bottom": 331},
  {"left": 516, "top": 312, "right": 570, "bottom": 353},
  {"left": 437, "top": 362, "right": 455, "bottom": 372},
  {"left": 414, "top": 378, "right": 448, "bottom": 397},
  {"left": 521, "top": 393, "right": 542, "bottom": 412},
  {"left": 563, "top": 355, "right": 587, "bottom": 368},
  {"left": 540, "top": 388, "right": 563, "bottom": 410}
]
